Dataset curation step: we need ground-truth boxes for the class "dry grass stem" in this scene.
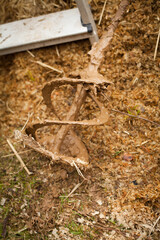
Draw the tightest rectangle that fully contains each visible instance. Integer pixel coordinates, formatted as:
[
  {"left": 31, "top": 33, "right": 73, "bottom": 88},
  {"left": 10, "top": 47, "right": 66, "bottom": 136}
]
[
  {"left": 112, "top": 109, "right": 160, "bottom": 127},
  {"left": 21, "top": 112, "right": 33, "bottom": 132},
  {"left": 6, "top": 101, "right": 14, "bottom": 114},
  {"left": 0, "top": 99, "right": 5, "bottom": 104},
  {"left": 55, "top": 46, "right": 60, "bottom": 57},
  {"left": 150, "top": 215, "right": 160, "bottom": 235},
  {"left": 27, "top": 50, "right": 35, "bottom": 58},
  {"left": 73, "top": 162, "right": 87, "bottom": 180},
  {"left": 64, "top": 181, "right": 84, "bottom": 201},
  {"left": 32, "top": 60, "right": 63, "bottom": 74},
  {"left": 15, "top": 226, "right": 28, "bottom": 234},
  {"left": 7, "top": 139, "right": 32, "bottom": 175},
  {"left": 98, "top": 0, "right": 107, "bottom": 25},
  {"left": 1, "top": 149, "right": 33, "bottom": 158},
  {"left": 154, "top": 26, "right": 160, "bottom": 60}
]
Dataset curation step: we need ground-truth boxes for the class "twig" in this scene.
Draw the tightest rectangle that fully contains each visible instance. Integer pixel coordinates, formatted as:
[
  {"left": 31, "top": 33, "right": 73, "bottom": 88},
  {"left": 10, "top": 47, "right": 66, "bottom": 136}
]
[
  {"left": 64, "top": 181, "right": 85, "bottom": 201},
  {"left": 1, "top": 149, "right": 32, "bottom": 158},
  {"left": 0, "top": 99, "right": 5, "bottom": 104},
  {"left": 150, "top": 215, "right": 160, "bottom": 235},
  {"left": 73, "top": 162, "right": 87, "bottom": 180},
  {"left": 112, "top": 109, "right": 160, "bottom": 127},
  {"left": 154, "top": 26, "right": 160, "bottom": 61},
  {"left": 32, "top": 60, "right": 63, "bottom": 74},
  {"left": 27, "top": 50, "right": 35, "bottom": 58},
  {"left": 6, "top": 139, "right": 32, "bottom": 175},
  {"left": 15, "top": 226, "right": 28, "bottom": 234},
  {"left": 98, "top": 0, "right": 107, "bottom": 25},
  {"left": 92, "top": 0, "right": 98, "bottom": 7},
  {"left": 6, "top": 101, "right": 14, "bottom": 114},
  {"left": 55, "top": 46, "right": 60, "bottom": 57},
  {"left": 2, "top": 213, "right": 9, "bottom": 238},
  {"left": 21, "top": 112, "right": 33, "bottom": 132}
]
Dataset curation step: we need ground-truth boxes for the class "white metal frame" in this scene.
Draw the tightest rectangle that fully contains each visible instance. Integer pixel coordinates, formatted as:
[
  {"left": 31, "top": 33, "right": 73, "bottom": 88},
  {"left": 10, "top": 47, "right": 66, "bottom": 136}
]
[{"left": 0, "top": 0, "right": 98, "bottom": 55}]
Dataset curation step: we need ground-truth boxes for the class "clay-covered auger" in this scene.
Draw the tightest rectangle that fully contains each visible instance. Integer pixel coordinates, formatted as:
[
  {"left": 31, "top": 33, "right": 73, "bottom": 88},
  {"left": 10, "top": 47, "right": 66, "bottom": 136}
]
[
  {"left": 20, "top": 0, "right": 129, "bottom": 169},
  {"left": 21, "top": 80, "right": 109, "bottom": 169}
]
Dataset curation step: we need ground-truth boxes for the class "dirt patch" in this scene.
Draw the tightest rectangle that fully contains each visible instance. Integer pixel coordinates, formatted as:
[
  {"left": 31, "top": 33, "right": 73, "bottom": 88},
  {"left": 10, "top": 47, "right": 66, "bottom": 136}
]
[{"left": 0, "top": 0, "right": 160, "bottom": 239}]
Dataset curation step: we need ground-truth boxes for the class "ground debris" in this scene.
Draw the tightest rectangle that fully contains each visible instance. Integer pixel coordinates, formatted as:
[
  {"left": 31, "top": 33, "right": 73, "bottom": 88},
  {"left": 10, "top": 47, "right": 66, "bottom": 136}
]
[{"left": 0, "top": 0, "right": 160, "bottom": 239}]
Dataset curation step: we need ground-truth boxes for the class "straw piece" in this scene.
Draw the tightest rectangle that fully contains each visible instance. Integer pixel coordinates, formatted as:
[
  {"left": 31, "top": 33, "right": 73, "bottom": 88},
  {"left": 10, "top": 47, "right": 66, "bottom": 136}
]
[
  {"left": 64, "top": 181, "right": 84, "bottom": 201},
  {"left": 32, "top": 60, "right": 63, "bottom": 73},
  {"left": 150, "top": 215, "right": 160, "bottom": 235},
  {"left": 154, "top": 26, "right": 160, "bottom": 61},
  {"left": 112, "top": 109, "right": 160, "bottom": 127},
  {"left": 6, "top": 139, "right": 32, "bottom": 175},
  {"left": 6, "top": 101, "right": 14, "bottom": 114},
  {"left": 1, "top": 149, "right": 32, "bottom": 158},
  {"left": 21, "top": 112, "right": 33, "bottom": 132},
  {"left": 73, "top": 162, "right": 87, "bottom": 180},
  {"left": 27, "top": 50, "right": 35, "bottom": 58},
  {"left": 98, "top": 0, "right": 107, "bottom": 25},
  {"left": 55, "top": 46, "right": 60, "bottom": 57}
]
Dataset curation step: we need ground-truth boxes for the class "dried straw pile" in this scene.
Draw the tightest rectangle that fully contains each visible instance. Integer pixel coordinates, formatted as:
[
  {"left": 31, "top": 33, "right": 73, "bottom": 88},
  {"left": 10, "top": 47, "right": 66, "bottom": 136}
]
[{"left": 0, "top": 0, "right": 160, "bottom": 239}]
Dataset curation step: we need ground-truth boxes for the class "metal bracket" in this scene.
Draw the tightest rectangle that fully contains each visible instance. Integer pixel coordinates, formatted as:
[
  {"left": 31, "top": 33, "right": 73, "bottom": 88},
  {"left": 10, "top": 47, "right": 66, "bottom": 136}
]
[
  {"left": 75, "top": 0, "right": 99, "bottom": 44},
  {"left": 81, "top": 18, "right": 93, "bottom": 33}
]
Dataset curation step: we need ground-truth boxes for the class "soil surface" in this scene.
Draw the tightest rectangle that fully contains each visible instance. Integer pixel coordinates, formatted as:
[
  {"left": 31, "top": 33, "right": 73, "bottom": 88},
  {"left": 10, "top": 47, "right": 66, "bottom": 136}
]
[{"left": 0, "top": 0, "right": 160, "bottom": 239}]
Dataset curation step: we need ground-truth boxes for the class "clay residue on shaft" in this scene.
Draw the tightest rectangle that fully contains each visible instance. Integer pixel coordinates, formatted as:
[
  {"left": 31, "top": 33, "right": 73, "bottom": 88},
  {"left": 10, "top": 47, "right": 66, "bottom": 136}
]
[
  {"left": 52, "top": 84, "right": 87, "bottom": 154},
  {"left": 88, "top": 0, "right": 129, "bottom": 71}
]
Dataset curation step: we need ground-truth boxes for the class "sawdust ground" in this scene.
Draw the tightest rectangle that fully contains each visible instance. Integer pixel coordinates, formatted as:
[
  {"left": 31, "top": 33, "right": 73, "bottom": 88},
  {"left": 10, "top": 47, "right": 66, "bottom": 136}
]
[{"left": 0, "top": 0, "right": 160, "bottom": 239}]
